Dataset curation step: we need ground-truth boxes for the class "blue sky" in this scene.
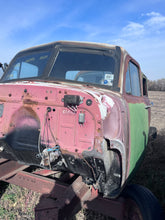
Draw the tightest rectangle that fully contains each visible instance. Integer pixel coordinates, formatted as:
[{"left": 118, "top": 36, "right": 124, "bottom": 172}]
[{"left": 0, "top": 0, "right": 165, "bottom": 80}]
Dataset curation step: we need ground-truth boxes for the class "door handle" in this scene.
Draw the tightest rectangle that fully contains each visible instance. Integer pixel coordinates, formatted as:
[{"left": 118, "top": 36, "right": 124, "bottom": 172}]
[
  {"left": 145, "top": 105, "right": 151, "bottom": 109},
  {"left": 145, "top": 102, "right": 153, "bottom": 109}
]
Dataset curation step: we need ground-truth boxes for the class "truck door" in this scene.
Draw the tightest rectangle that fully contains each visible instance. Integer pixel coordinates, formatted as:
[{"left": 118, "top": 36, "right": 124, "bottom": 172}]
[{"left": 124, "top": 60, "right": 149, "bottom": 175}]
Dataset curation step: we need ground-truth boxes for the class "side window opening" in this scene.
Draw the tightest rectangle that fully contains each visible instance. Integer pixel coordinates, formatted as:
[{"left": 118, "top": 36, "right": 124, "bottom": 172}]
[
  {"left": 143, "top": 76, "right": 148, "bottom": 96},
  {"left": 125, "top": 61, "right": 141, "bottom": 96}
]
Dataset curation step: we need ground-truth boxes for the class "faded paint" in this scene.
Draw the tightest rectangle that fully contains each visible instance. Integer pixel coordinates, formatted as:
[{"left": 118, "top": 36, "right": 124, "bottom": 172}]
[
  {"left": 0, "top": 83, "right": 103, "bottom": 154},
  {"left": 128, "top": 102, "right": 149, "bottom": 175}
]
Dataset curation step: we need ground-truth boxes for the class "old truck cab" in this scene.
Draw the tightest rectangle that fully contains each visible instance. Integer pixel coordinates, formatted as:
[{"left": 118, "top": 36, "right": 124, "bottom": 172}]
[{"left": 0, "top": 41, "right": 151, "bottom": 198}]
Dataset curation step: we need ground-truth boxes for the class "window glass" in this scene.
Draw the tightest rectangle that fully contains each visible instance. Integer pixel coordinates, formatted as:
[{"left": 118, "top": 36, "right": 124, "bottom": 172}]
[
  {"left": 125, "top": 67, "right": 131, "bottom": 94},
  {"left": 125, "top": 61, "right": 141, "bottom": 96},
  {"left": 10, "top": 63, "right": 20, "bottom": 79},
  {"left": 65, "top": 71, "right": 79, "bottom": 80},
  {"left": 66, "top": 70, "right": 114, "bottom": 85},
  {"left": 2, "top": 51, "right": 50, "bottom": 81},
  {"left": 129, "top": 62, "right": 141, "bottom": 96},
  {"left": 50, "top": 50, "right": 117, "bottom": 89}
]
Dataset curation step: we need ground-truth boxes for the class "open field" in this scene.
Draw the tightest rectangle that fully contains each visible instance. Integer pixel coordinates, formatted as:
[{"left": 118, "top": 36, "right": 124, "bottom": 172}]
[
  {"left": 148, "top": 91, "right": 165, "bottom": 131},
  {"left": 0, "top": 91, "right": 164, "bottom": 219}
]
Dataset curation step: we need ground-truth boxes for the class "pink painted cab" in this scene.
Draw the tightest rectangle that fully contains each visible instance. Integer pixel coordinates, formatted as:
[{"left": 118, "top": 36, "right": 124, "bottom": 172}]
[{"left": 0, "top": 41, "right": 151, "bottom": 198}]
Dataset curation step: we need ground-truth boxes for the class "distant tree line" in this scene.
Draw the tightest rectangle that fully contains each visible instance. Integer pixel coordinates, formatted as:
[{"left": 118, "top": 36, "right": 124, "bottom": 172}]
[{"left": 148, "top": 78, "right": 165, "bottom": 91}]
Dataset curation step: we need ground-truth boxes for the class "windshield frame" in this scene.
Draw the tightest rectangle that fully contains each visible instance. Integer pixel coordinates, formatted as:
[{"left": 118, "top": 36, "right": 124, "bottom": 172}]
[{"left": 0, "top": 43, "right": 121, "bottom": 91}]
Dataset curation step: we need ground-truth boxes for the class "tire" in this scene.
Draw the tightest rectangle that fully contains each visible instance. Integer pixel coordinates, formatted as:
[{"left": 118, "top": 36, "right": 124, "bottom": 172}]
[
  {"left": 122, "top": 184, "right": 165, "bottom": 220},
  {"left": 149, "top": 126, "right": 157, "bottom": 139}
]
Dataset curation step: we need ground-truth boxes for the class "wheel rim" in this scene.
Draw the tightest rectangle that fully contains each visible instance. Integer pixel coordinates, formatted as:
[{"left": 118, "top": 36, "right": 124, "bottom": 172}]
[{"left": 124, "top": 198, "right": 144, "bottom": 220}]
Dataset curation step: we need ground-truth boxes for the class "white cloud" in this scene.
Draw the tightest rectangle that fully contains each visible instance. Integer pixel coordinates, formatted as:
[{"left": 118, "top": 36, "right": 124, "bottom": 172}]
[
  {"left": 113, "top": 12, "right": 165, "bottom": 80},
  {"left": 122, "top": 22, "right": 145, "bottom": 37},
  {"left": 121, "top": 12, "right": 165, "bottom": 38},
  {"left": 145, "top": 12, "right": 165, "bottom": 30},
  {"left": 146, "top": 12, "right": 160, "bottom": 17}
]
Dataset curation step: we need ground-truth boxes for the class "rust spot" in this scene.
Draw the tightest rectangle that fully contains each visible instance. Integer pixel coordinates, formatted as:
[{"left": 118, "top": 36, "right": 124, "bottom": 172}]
[
  {"left": 0, "top": 99, "right": 6, "bottom": 102},
  {"left": 60, "top": 148, "right": 78, "bottom": 157},
  {"left": 94, "top": 136, "right": 104, "bottom": 154},
  {"left": 59, "top": 91, "right": 62, "bottom": 94},
  {"left": 10, "top": 106, "right": 40, "bottom": 126},
  {"left": 23, "top": 99, "right": 38, "bottom": 105},
  {"left": 9, "top": 123, "right": 15, "bottom": 128}
]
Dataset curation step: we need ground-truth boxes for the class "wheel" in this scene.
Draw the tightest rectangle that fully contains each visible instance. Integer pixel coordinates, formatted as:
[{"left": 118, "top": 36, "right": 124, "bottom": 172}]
[{"left": 122, "top": 184, "right": 165, "bottom": 220}]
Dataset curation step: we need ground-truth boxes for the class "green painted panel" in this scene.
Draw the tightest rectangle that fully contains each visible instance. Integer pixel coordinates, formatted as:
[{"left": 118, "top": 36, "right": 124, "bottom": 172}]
[{"left": 128, "top": 103, "right": 149, "bottom": 174}]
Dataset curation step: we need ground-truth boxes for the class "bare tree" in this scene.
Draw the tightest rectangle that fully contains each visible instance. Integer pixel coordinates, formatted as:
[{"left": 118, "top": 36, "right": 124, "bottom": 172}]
[{"left": 148, "top": 79, "right": 165, "bottom": 91}]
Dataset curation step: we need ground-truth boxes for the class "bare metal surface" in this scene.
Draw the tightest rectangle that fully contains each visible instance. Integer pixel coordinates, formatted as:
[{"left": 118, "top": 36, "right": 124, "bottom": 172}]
[{"left": 33, "top": 169, "right": 57, "bottom": 176}]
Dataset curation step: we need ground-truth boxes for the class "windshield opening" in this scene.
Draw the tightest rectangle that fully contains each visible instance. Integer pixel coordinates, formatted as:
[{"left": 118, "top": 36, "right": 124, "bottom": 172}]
[
  {"left": 49, "top": 49, "right": 120, "bottom": 90},
  {"left": 1, "top": 51, "right": 51, "bottom": 81}
]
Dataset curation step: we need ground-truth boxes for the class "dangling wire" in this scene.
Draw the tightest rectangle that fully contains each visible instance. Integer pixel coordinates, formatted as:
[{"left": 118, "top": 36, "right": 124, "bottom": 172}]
[
  {"left": 78, "top": 153, "right": 97, "bottom": 182},
  {"left": 38, "top": 109, "right": 49, "bottom": 158},
  {"left": 47, "top": 114, "right": 56, "bottom": 144},
  {"left": 38, "top": 108, "right": 58, "bottom": 170},
  {"left": 67, "top": 105, "right": 77, "bottom": 113}
]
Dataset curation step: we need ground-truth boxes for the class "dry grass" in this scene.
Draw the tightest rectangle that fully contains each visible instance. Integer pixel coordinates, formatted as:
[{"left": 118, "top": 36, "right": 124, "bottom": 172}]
[
  {"left": 0, "top": 91, "right": 164, "bottom": 219},
  {"left": 0, "top": 183, "right": 40, "bottom": 219}
]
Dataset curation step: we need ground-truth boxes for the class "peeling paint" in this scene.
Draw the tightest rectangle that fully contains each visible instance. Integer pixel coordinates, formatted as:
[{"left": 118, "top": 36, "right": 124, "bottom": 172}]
[{"left": 84, "top": 90, "right": 114, "bottom": 120}]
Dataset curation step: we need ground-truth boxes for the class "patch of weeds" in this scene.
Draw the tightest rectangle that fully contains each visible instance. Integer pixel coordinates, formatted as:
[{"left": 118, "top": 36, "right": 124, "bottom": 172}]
[{"left": 0, "top": 184, "right": 40, "bottom": 219}]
